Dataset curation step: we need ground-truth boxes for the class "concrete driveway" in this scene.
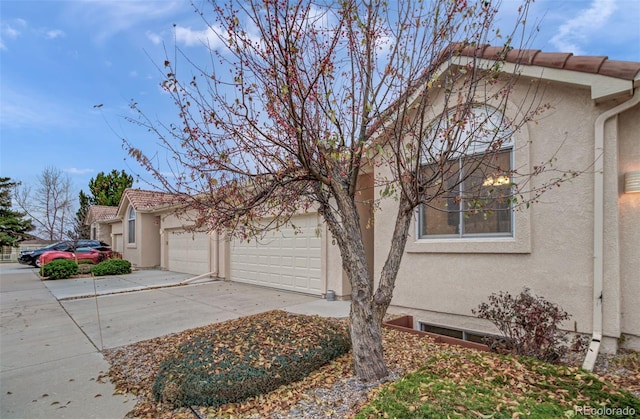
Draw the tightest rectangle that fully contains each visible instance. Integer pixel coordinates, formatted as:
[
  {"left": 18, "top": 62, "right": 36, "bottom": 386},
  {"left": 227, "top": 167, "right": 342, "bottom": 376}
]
[{"left": 0, "top": 263, "right": 349, "bottom": 419}]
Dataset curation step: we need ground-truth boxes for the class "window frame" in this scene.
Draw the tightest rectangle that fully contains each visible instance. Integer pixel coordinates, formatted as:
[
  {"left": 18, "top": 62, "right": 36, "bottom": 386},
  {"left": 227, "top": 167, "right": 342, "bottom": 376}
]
[
  {"left": 417, "top": 105, "right": 515, "bottom": 240},
  {"left": 127, "top": 206, "right": 136, "bottom": 245},
  {"left": 418, "top": 147, "right": 515, "bottom": 239}
]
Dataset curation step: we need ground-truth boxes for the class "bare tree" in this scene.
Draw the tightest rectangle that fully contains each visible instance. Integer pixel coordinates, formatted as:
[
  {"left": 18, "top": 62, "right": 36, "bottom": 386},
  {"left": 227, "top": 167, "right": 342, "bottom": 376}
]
[
  {"left": 125, "top": 0, "right": 579, "bottom": 381},
  {"left": 14, "top": 167, "right": 74, "bottom": 242}
]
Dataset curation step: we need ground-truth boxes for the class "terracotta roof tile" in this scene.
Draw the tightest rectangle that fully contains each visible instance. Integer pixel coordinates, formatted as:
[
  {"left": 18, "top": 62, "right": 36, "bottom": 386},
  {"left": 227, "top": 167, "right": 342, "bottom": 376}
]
[
  {"left": 598, "top": 60, "right": 640, "bottom": 80},
  {"left": 453, "top": 42, "right": 640, "bottom": 81},
  {"left": 505, "top": 48, "right": 541, "bottom": 65},
  {"left": 87, "top": 205, "right": 118, "bottom": 222},
  {"left": 531, "top": 52, "right": 573, "bottom": 69},
  {"left": 123, "top": 188, "right": 179, "bottom": 210},
  {"left": 564, "top": 55, "right": 607, "bottom": 74}
]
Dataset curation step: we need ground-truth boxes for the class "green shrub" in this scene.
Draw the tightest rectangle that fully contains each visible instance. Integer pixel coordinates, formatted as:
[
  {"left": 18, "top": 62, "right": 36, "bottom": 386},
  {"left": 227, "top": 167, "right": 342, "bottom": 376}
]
[
  {"left": 152, "top": 310, "right": 351, "bottom": 408},
  {"left": 77, "top": 259, "right": 95, "bottom": 265},
  {"left": 42, "top": 259, "right": 78, "bottom": 280},
  {"left": 91, "top": 259, "right": 132, "bottom": 276}
]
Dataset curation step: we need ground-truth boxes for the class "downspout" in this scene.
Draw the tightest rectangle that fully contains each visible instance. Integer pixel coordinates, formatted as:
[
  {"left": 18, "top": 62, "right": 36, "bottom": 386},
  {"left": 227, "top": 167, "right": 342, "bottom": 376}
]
[{"left": 582, "top": 88, "right": 640, "bottom": 371}]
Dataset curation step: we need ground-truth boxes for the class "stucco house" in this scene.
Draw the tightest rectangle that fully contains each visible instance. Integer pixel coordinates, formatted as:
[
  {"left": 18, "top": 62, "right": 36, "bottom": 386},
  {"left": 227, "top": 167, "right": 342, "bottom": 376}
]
[
  {"left": 373, "top": 45, "right": 640, "bottom": 366},
  {"left": 86, "top": 206, "right": 118, "bottom": 245},
  {"left": 90, "top": 46, "right": 639, "bottom": 366},
  {"left": 87, "top": 189, "right": 351, "bottom": 297}
]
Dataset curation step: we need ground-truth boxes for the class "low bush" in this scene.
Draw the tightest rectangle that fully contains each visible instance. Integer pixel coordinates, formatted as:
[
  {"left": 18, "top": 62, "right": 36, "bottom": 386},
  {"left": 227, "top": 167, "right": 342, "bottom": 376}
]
[
  {"left": 77, "top": 259, "right": 94, "bottom": 265},
  {"left": 472, "top": 287, "right": 570, "bottom": 363},
  {"left": 152, "top": 310, "right": 351, "bottom": 408},
  {"left": 42, "top": 259, "right": 78, "bottom": 280},
  {"left": 91, "top": 259, "right": 132, "bottom": 276}
]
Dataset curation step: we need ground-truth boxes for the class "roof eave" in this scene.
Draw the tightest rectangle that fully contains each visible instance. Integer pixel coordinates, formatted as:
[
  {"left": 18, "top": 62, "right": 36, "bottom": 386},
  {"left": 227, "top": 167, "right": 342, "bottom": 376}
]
[{"left": 449, "top": 56, "right": 636, "bottom": 102}]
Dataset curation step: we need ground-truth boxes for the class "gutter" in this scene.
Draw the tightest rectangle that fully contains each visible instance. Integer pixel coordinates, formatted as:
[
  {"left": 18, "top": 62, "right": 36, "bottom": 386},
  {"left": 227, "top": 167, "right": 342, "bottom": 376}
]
[{"left": 582, "top": 89, "right": 640, "bottom": 371}]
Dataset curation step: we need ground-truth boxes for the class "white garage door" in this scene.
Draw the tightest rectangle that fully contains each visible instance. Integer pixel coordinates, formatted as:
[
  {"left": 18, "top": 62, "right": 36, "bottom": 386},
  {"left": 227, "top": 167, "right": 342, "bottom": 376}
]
[
  {"left": 167, "top": 230, "right": 210, "bottom": 275},
  {"left": 230, "top": 213, "right": 322, "bottom": 295}
]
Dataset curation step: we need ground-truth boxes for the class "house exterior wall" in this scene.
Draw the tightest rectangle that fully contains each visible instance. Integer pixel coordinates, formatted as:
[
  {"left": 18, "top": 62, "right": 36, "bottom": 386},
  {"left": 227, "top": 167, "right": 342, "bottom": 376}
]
[
  {"left": 123, "top": 205, "right": 140, "bottom": 267},
  {"left": 373, "top": 77, "right": 638, "bottom": 351},
  {"left": 122, "top": 208, "right": 161, "bottom": 268},
  {"left": 110, "top": 221, "right": 123, "bottom": 254},
  {"left": 618, "top": 106, "right": 640, "bottom": 350},
  {"left": 90, "top": 222, "right": 112, "bottom": 245},
  {"left": 139, "top": 214, "right": 161, "bottom": 268}
]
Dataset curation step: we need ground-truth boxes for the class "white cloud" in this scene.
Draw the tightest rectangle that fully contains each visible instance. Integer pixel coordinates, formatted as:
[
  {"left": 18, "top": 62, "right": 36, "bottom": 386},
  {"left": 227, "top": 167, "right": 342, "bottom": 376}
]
[
  {"left": 549, "top": 0, "right": 617, "bottom": 54},
  {"left": 3, "top": 25, "right": 20, "bottom": 38},
  {"left": 129, "top": 70, "right": 138, "bottom": 77},
  {"left": 174, "top": 25, "right": 223, "bottom": 48},
  {"left": 146, "top": 30, "right": 163, "bottom": 45},
  {"left": 46, "top": 29, "right": 65, "bottom": 39},
  {"left": 1, "top": 21, "right": 23, "bottom": 50},
  {"left": 65, "top": 168, "right": 95, "bottom": 175},
  {"left": 67, "top": 0, "right": 184, "bottom": 42}
]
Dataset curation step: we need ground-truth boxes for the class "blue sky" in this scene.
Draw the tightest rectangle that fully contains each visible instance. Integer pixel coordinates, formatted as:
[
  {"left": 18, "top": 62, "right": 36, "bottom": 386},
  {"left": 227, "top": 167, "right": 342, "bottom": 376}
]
[{"left": 1, "top": 0, "right": 639, "bottom": 203}]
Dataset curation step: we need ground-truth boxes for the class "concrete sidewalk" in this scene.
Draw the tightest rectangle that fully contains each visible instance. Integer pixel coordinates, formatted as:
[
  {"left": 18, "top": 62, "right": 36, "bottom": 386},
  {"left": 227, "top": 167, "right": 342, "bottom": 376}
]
[{"left": 0, "top": 263, "right": 350, "bottom": 419}]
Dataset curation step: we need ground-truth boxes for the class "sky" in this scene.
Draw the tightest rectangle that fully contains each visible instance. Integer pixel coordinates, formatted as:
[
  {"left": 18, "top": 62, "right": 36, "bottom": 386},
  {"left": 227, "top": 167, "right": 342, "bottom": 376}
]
[{"left": 1, "top": 0, "right": 639, "bottom": 204}]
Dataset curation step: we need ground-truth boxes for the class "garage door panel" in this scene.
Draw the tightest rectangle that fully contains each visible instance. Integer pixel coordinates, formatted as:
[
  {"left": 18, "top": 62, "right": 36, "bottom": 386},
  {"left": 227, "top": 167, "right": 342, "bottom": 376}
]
[
  {"left": 167, "top": 230, "right": 210, "bottom": 275},
  {"left": 230, "top": 214, "right": 322, "bottom": 295}
]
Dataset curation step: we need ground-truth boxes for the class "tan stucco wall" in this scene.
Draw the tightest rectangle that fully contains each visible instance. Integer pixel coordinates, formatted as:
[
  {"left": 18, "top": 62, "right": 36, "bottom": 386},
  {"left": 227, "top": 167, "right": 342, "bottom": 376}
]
[
  {"left": 109, "top": 221, "right": 123, "bottom": 253},
  {"left": 618, "top": 105, "right": 640, "bottom": 350},
  {"left": 123, "top": 205, "right": 140, "bottom": 266},
  {"left": 374, "top": 77, "right": 637, "bottom": 350},
  {"left": 123, "top": 208, "right": 160, "bottom": 268},
  {"left": 139, "top": 214, "right": 161, "bottom": 268},
  {"left": 90, "top": 222, "right": 112, "bottom": 245}
]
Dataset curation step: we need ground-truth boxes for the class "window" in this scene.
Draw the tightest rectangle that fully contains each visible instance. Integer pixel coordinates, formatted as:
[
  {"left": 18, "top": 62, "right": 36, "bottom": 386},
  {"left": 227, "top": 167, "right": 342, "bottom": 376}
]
[
  {"left": 419, "top": 106, "right": 513, "bottom": 238},
  {"left": 127, "top": 207, "right": 136, "bottom": 244},
  {"left": 419, "top": 322, "right": 489, "bottom": 344}
]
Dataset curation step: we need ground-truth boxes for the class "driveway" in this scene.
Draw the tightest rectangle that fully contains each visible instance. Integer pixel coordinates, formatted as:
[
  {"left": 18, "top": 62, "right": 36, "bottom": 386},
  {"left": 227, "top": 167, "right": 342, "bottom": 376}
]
[{"left": 0, "top": 263, "right": 349, "bottom": 418}]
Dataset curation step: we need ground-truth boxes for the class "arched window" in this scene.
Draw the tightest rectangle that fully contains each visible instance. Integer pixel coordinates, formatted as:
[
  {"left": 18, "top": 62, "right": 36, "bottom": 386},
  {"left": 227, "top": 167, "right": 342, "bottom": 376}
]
[
  {"left": 419, "top": 105, "right": 513, "bottom": 238},
  {"left": 127, "top": 206, "right": 136, "bottom": 244}
]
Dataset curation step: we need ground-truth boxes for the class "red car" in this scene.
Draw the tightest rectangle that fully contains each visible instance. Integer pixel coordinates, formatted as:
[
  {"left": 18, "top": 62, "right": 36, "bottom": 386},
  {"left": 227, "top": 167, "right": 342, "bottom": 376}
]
[{"left": 38, "top": 247, "right": 111, "bottom": 267}]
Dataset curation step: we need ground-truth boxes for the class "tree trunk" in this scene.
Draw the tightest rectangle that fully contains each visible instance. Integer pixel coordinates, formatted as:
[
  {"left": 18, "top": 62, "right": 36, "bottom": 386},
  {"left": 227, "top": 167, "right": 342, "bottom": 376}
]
[
  {"left": 322, "top": 185, "right": 415, "bottom": 382},
  {"left": 350, "top": 287, "right": 389, "bottom": 381}
]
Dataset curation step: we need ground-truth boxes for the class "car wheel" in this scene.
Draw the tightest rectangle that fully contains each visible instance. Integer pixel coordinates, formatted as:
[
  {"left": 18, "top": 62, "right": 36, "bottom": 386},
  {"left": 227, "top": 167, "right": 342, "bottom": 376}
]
[{"left": 35, "top": 259, "right": 42, "bottom": 268}]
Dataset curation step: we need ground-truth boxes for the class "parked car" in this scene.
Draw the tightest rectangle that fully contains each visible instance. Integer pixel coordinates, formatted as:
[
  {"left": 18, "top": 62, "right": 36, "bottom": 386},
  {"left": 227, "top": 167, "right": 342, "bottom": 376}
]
[
  {"left": 38, "top": 247, "right": 112, "bottom": 267},
  {"left": 18, "top": 240, "right": 111, "bottom": 267}
]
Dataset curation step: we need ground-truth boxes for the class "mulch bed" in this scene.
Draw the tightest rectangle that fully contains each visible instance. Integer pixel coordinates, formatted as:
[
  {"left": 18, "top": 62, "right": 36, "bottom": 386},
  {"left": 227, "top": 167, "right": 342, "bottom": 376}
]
[{"left": 101, "top": 313, "right": 640, "bottom": 418}]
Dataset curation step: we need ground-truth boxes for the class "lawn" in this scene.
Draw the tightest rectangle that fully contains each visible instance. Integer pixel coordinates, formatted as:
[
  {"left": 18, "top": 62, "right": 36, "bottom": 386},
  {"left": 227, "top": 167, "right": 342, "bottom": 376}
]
[{"left": 103, "top": 311, "right": 640, "bottom": 418}]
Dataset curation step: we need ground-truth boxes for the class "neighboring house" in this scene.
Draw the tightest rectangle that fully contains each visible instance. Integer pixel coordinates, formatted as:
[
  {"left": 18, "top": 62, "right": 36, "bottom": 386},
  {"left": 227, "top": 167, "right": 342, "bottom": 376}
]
[
  {"left": 2, "top": 238, "right": 54, "bottom": 262},
  {"left": 374, "top": 45, "right": 640, "bottom": 357},
  {"left": 86, "top": 205, "right": 118, "bottom": 244},
  {"left": 90, "top": 47, "right": 639, "bottom": 359},
  {"left": 111, "top": 188, "right": 178, "bottom": 269},
  {"left": 89, "top": 188, "right": 351, "bottom": 295}
]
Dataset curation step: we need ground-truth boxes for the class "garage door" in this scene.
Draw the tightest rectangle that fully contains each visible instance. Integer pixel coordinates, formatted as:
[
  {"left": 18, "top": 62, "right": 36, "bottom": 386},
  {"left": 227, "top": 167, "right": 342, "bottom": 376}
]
[
  {"left": 230, "top": 213, "right": 322, "bottom": 295},
  {"left": 167, "top": 230, "right": 210, "bottom": 275}
]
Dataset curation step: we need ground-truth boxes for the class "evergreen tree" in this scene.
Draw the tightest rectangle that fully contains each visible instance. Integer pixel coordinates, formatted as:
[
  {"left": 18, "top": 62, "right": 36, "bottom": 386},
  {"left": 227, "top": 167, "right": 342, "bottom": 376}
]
[
  {"left": 74, "top": 170, "right": 134, "bottom": 239},
  {"left": 88, "top": 170, "right": 134, "bottom": 206},
  {"left": 73, "top": 190, "right": 92, "bottom": 239},
  {"left": 0, "top": 177, "right": 35, "bottom": 247}
]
